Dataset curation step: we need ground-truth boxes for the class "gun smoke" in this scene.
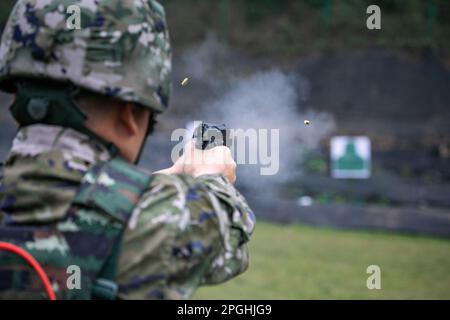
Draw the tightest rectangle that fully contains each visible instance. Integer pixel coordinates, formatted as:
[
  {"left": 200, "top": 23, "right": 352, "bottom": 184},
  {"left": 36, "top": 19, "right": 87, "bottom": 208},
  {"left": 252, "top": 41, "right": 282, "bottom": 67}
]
[{"left": 176, "top": 35, "right": 336, "bottom": 194}]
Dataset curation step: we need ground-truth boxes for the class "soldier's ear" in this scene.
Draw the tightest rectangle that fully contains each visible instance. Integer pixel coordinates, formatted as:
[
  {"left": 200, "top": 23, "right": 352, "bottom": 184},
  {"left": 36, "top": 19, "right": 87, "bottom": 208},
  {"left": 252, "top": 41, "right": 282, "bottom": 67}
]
[
  {"left": 119, "top": 102, "right": 140, "bottom": 136},
  {"left": 131, "top": 104, "right": 151, "bottom": 133}
]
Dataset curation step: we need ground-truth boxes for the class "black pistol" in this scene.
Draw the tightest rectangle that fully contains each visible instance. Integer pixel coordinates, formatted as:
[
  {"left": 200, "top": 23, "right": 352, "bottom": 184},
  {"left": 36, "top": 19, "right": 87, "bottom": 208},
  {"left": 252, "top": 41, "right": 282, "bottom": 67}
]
[{"left": 193, "top": 123, "right": 231, "bottom": 150}]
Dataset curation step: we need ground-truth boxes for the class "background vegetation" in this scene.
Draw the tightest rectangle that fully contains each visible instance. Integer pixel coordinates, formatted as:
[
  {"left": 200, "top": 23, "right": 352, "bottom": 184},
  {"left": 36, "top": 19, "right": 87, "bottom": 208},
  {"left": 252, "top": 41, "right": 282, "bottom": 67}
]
[
  {"left": 161, "top": 0, "right": 450, "bottom": 61},
  {"left": 1, "top": 0, "right": 450, "bottom": 61}
]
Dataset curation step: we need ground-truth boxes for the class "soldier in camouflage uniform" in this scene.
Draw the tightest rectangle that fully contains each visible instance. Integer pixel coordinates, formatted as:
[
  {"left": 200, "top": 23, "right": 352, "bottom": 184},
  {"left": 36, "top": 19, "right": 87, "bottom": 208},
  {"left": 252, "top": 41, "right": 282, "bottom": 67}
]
[{"left": 0, "top": 0, "right": 255, "bottom": 299}]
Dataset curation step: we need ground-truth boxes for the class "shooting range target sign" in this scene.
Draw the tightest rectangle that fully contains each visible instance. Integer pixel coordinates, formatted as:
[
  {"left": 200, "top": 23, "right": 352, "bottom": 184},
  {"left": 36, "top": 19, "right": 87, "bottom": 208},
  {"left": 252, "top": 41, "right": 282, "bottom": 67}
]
[{"left": 330, "top": 136, "right": 371, "bottom": 179}]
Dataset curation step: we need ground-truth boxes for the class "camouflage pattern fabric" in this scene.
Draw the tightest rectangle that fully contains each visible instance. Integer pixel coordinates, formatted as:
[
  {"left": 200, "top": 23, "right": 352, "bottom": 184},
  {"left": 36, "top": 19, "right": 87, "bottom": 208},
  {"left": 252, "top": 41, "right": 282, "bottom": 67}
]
[
  {"left": 0, "top": 0, "right": 172, "bottom": 113},
  {"left": 0, "top": 125, "right": 256, "bottom": 299},
  {"left": 0, "top": 152, "right": 152, "bottom": 299}
]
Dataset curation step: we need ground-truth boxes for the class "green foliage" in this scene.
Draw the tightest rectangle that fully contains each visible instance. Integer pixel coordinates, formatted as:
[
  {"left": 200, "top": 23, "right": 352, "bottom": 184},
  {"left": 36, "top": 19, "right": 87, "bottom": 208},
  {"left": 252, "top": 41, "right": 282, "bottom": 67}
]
[
  {"left": 366, "top": 0, "right": 403, "bottom": 13},
  {"left": 163, "top": 0, "right": 450, "bottom": 58},
  {"left": 195, "top": 222, "right": 450, "bottom": 299},
  {"left": 3, "top": 1, "right": 449, "bottom": 57},
  {"left": 243, "top": 0, "right": 289, "bottom": 25}
]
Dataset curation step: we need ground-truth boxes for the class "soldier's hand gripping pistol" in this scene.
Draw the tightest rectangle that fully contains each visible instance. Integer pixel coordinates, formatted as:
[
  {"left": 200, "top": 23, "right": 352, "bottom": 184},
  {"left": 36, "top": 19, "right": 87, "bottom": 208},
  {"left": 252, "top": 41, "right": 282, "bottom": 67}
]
[{"left": 154, "top": 122, "right": 235, "bottom": 182}]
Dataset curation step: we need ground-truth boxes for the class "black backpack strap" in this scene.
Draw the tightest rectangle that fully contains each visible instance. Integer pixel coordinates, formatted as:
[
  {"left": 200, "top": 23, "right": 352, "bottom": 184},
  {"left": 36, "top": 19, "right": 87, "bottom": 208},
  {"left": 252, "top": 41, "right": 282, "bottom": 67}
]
[{"left": 91, "top": 239, "right": 122, "bottom": 300}]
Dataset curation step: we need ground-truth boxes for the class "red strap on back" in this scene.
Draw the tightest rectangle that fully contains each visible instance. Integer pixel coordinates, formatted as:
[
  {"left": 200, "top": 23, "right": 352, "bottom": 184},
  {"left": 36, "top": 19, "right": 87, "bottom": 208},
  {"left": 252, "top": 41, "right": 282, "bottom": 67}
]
[{"left": 0, "top": 241, "right": 56, "bottom": 300}]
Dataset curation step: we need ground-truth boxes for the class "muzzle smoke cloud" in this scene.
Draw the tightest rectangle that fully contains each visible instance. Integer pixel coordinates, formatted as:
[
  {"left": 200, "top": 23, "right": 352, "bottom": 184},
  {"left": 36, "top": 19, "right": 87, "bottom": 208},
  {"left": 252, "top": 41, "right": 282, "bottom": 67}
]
[{"left": 177, "top": 35, "right": 336, "bottom": 193}]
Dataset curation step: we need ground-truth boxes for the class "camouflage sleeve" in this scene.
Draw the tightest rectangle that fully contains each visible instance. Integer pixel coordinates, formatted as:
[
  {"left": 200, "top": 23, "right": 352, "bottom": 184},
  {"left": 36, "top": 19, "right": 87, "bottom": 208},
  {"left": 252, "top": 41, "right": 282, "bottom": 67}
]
[{"left": 116, "top": 173, "right": 256, "bottom": 300}]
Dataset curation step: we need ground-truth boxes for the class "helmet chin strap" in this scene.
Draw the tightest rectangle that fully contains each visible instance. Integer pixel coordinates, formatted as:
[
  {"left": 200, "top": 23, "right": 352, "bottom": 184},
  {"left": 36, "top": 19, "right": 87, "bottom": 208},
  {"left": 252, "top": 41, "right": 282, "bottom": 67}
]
[
  {"left": 134, "top": 133, "right": 148, "bottom": 165},
  {"left": 133, "top": 112, "right": 157, "bottom": 165}
]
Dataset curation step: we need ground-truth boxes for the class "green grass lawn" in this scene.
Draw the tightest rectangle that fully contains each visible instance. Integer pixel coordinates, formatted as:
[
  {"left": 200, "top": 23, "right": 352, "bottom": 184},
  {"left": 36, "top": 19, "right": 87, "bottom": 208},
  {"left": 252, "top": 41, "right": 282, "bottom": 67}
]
[{"left": 194, "top": 221, "right": 450, "bottom": 299}]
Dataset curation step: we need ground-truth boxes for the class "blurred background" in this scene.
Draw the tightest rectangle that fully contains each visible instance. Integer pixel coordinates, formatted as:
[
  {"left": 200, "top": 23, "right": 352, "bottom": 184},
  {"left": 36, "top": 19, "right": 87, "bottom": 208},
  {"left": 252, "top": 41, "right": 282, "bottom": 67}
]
[{"left": 1, "top": 0, "right": 449, "bottom": 299}]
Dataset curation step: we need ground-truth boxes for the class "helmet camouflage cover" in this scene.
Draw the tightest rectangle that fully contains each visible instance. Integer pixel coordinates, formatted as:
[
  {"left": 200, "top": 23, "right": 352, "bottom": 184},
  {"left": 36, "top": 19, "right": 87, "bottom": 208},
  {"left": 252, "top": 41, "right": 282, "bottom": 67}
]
[{"left": 0, "top": 0, "right": 172, "bottom": 113}]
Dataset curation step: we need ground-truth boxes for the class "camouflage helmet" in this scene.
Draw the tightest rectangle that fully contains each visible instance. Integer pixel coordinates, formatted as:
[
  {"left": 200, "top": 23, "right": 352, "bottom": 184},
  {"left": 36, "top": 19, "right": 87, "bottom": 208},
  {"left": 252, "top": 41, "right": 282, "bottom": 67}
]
[{"left": 0, "top": 0, "right": 172, "bottom": 113}]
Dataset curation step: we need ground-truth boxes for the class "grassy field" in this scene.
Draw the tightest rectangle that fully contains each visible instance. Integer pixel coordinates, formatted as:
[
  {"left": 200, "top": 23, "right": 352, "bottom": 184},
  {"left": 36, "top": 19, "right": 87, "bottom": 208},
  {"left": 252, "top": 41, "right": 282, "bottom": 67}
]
[{"left": 194, "top": 221, "right": 450, "bottom": 299}]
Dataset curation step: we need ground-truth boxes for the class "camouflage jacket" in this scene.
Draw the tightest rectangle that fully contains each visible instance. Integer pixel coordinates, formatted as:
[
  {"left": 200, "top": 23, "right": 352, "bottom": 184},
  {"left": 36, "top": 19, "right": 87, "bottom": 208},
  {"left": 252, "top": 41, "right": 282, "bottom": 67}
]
[{"left": 0, "top": 124, "right": 255, "bottom": 299}]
